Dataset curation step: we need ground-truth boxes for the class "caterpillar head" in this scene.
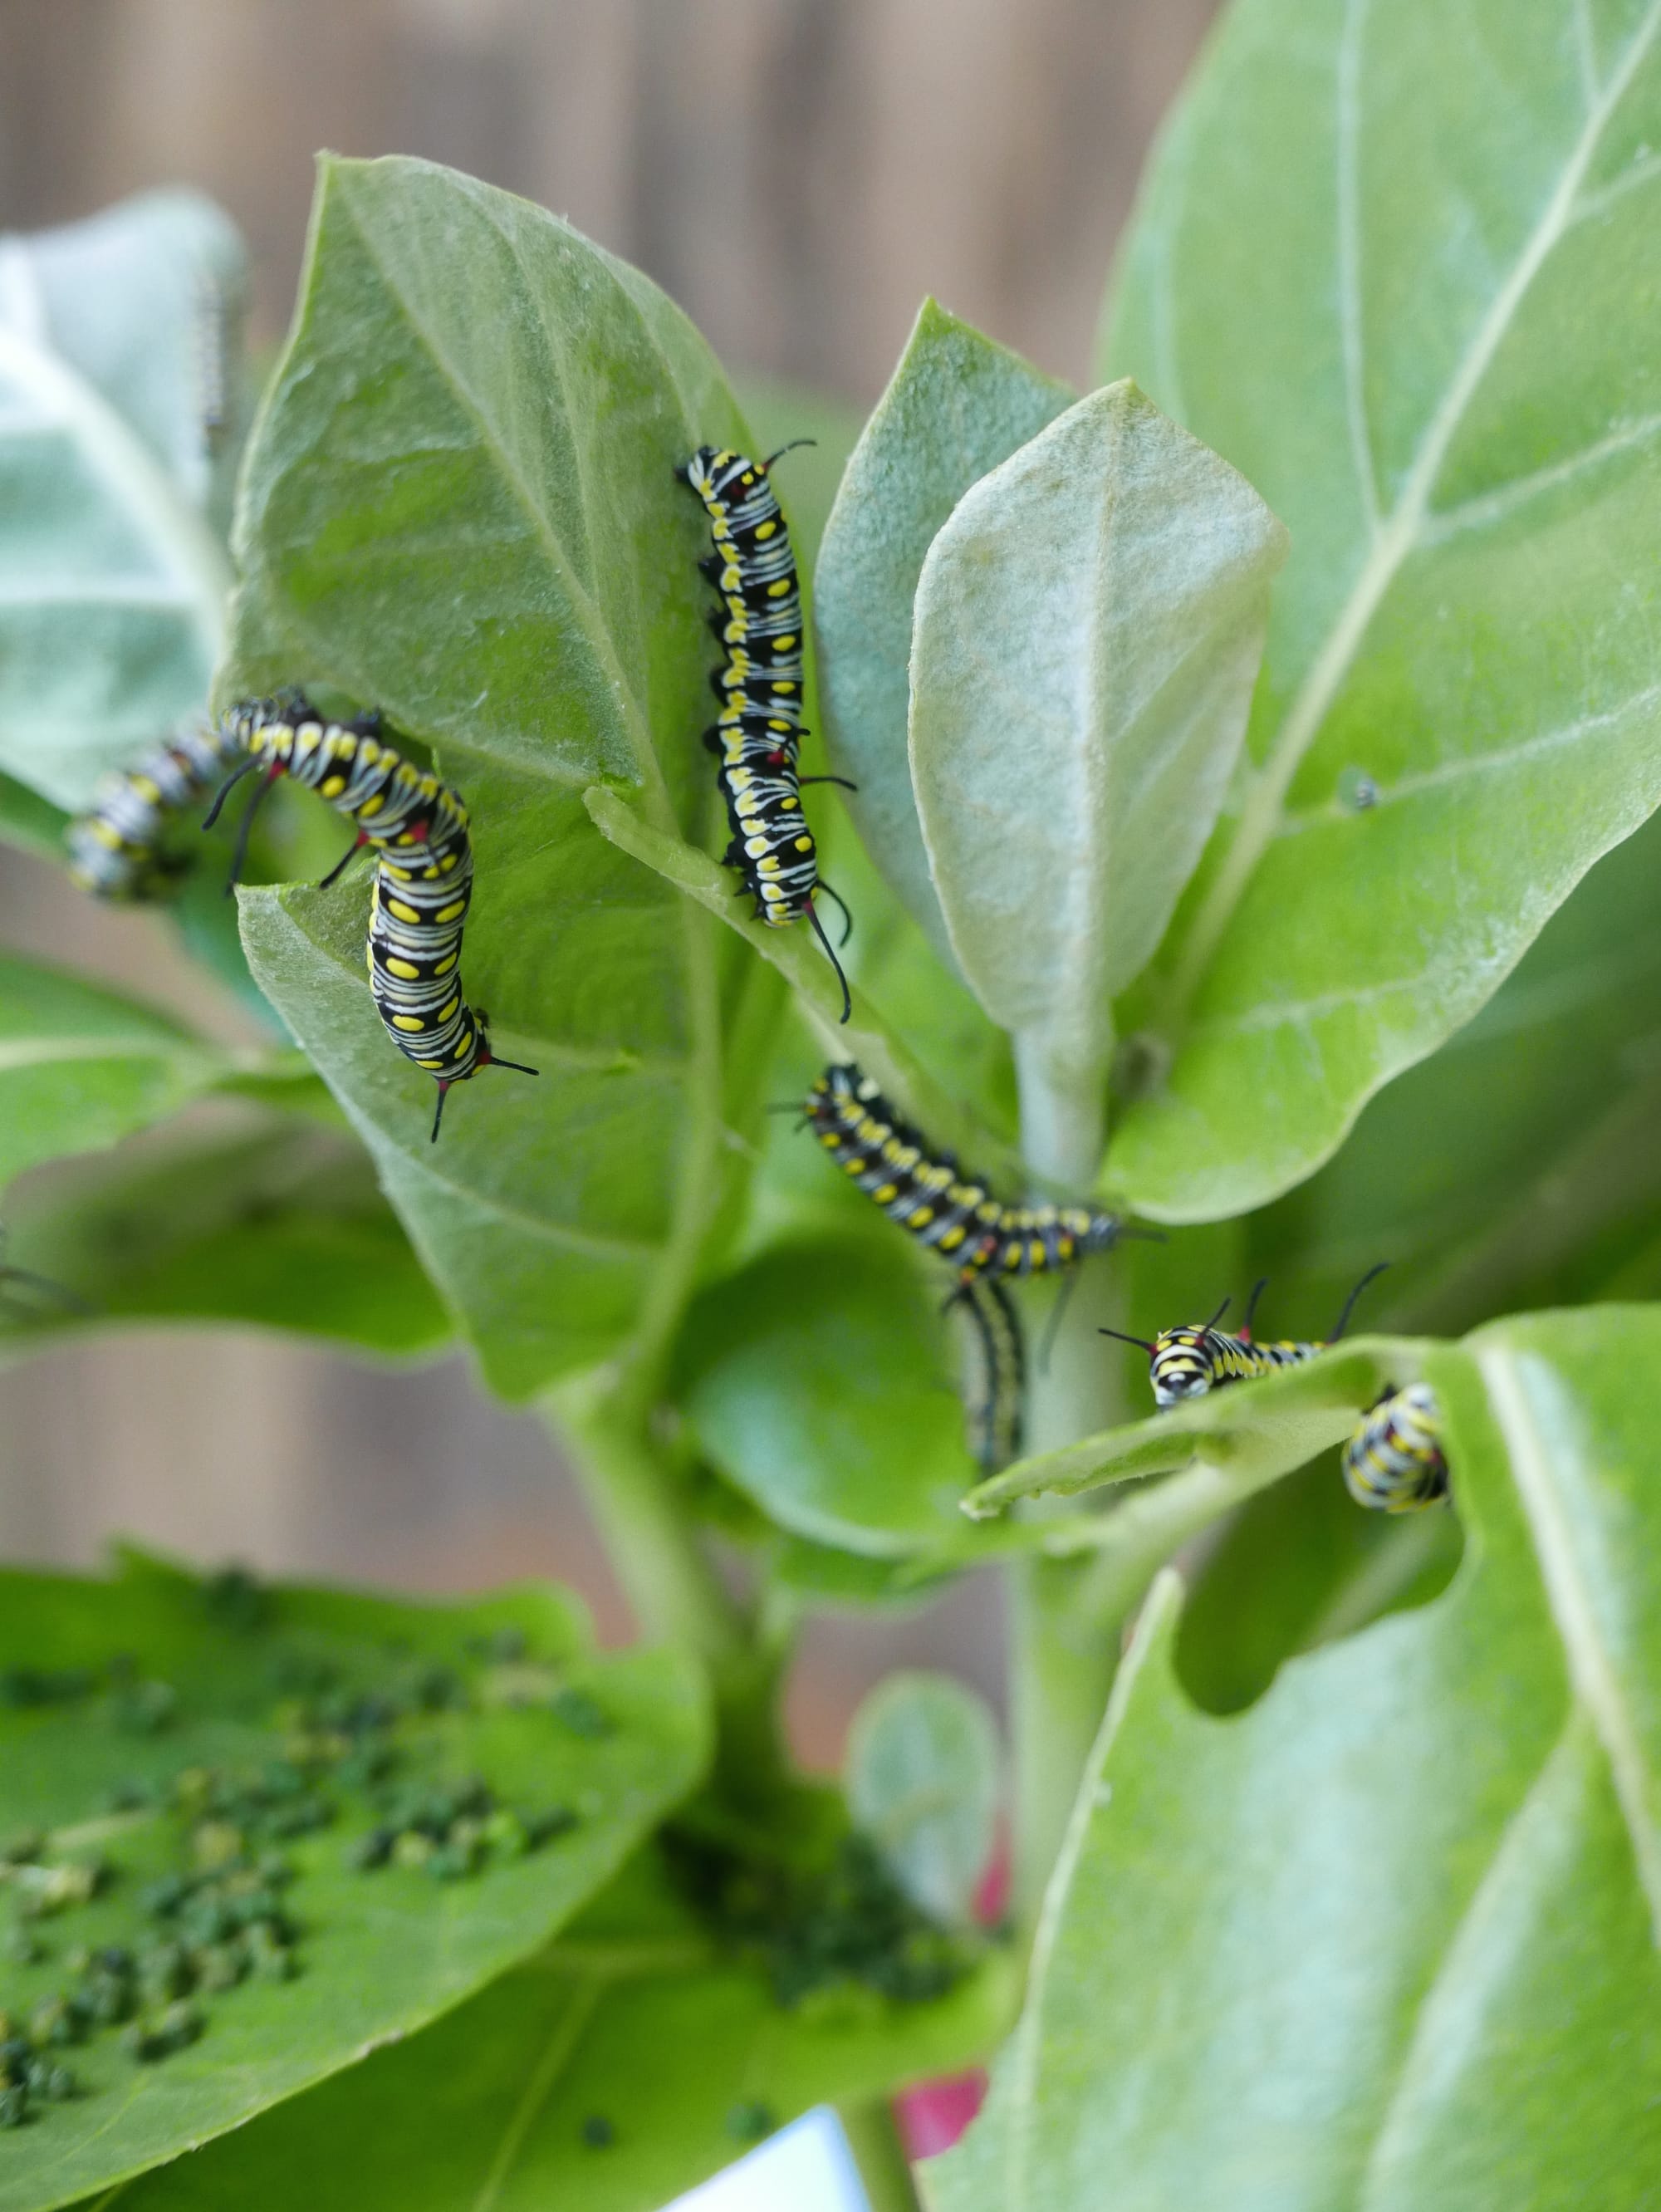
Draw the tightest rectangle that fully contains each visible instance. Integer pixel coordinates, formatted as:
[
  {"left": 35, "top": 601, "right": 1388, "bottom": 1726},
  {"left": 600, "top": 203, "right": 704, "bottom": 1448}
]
[{"left": 1147, "top": 1326, "right": 1221, "bottom": 1406}]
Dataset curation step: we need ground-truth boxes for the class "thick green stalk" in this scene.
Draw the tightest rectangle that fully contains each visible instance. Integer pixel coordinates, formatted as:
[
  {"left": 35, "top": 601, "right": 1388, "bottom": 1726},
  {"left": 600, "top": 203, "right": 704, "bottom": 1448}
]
[
  {"left": 838, "top": 2098, "right": 922, "bottom": 2212},
  {"left": 1008, "top": 1028, "right": 1127, "bottom": 1920},
  {"left": 545, "top": 1376, "right": 789, "bottom": 1809}
]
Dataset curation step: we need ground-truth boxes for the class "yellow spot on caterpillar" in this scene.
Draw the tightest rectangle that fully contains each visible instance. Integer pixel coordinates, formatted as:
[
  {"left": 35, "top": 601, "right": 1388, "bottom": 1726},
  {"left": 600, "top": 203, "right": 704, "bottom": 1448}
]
[
  {"left": 434, "top": 899, "right": 467, "bottom": 922},
  {"left": 385, "top": 957, "right": 420, "bottom": 980},
  {"left": 437, "top": 996, "right": 459, "bottom": 1022},
  {"left": 386, "top": 898, "right": 421, "bottom": 924},
  {"left": 391, "top": 1013, "right": 426, "bottom": 1033},
  {"left": 939, "top": 1227, "right": 967, "bottom": 1251},
  {"left": 321, "top": 775, "right": 346, "bottom": 797}
]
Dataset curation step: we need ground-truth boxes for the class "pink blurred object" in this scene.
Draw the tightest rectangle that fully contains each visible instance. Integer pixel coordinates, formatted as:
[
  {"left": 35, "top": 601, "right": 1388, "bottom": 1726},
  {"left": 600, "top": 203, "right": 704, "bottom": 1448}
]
[
  {"left": 895, "top": 2067, "right": 989, "bottom": 2160},
  {"left": 893, "top": 1839, "right": 1009, "bottom": 2158}
]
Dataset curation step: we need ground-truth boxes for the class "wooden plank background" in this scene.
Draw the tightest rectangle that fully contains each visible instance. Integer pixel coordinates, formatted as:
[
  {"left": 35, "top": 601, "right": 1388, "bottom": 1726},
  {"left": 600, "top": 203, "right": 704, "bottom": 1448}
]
[{"left": 0, "top": 0, "right": 1218, "bottom": 1744}]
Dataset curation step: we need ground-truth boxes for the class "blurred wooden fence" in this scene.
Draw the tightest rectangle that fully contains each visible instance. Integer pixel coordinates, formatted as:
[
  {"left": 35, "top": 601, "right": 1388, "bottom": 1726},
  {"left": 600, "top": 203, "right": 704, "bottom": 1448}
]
[{"left": 0, "top": 0, "right": 1217, "bottom": 1739}]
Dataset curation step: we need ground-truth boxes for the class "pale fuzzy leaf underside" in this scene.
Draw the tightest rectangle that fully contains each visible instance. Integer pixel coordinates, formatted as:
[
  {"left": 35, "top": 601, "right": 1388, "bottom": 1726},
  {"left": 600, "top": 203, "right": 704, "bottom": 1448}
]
[
  {"left": 846, "top": 1669, "right": 1002, "bottom": 1925},
  {"left": 815, "top": 298, "right": 1074, "bottom": 964},
  {"left": 911, "top": 378, "right": 1286, "bottom": 1096},
  {"left": 0, "top": 189, "right": 238, "bottom": 808}
]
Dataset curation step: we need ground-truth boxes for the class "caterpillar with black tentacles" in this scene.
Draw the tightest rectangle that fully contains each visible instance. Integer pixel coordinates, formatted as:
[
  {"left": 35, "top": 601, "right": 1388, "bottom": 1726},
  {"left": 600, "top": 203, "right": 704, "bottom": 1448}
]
[
  {"left": 1099, "top": 1265, "right": 1389, "bottom": 1407},
  {"left": 65, "top": 696, "right": 537, "bottom": 1142},
  {"left": 1343, "top": 1384, "right": 1448, "bottom": 1513},
  {"left": 803, "top": 1063, "right": 1142, "bottom": 1285},
  {"left": 794, "top": 1063, "right": 1153, "bottom": 1471},
  {"left": 1105, "top": 1272, "right": 1448, "bottom": 1515},
  {"left": 677, "top": 444, "right": 855, "bottom": 1023}
]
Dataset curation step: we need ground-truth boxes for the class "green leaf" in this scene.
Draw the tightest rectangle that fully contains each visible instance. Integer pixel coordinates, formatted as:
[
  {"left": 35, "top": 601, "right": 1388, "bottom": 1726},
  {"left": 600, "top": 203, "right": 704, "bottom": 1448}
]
[
  {"left": 585, "top": 787, "right": 1022, "bottom": 1187},
  {"left": 0, "top": 190, "right": 238, "bottom": 809},
  {"left": 965, "top": 1337, "right": 1399, "bottom": 1516},
  {"left": 1173, "top": 1449, "right": 1463, "bottom": 1716},
  {"left": 815, "top": 301, "right": 1073, "bottom": 958},
  {"left": 100, "top": 1854, "right": 1016, "bottom": 2212},
  {"left": 0, "top": 770, "right": 68, "bottom": 860},
  {"left": 224, "top": 154, "right": 762, "bottom": 1398},
  {"left": 679, "top": 1237, "right": 990, "bottom": 1557},
  {"left": 0, "top": 1121, "right": 450, "bottom": 1356},
  {"left": 911, "top": 380, "right": 1286, "bottom": 1112},
  {"left": 846, "top": 1672, "right": 1001, "bottom": 1925},
  {"left": 0, "top": 954, "right": 259, "bottom": 1186},
  {"left": 931, "top": 1307, "right": 1661, "bottom": 2207},
  {"left": 1247, "top": 805, "right": 1661, "bottom": 1337},
  {"left": 1100, "top": 0, "right": 1661, "bottom": 1219},
  {"left": 0, "top": 1553, "right": 708, "bottom": 2212}
]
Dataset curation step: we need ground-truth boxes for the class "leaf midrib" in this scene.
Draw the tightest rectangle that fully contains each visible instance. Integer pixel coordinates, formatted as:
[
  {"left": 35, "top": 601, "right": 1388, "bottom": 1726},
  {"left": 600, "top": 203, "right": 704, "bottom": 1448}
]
[
  {"left": 0, "top": 250, "right": 228, "bottom": 649},
  {"left": 1161, "top": 0, "right": 1661, "bottom": 1023},
  {"left": 1477, "top": 1341, "right": 1661, "bottom": 1935}
]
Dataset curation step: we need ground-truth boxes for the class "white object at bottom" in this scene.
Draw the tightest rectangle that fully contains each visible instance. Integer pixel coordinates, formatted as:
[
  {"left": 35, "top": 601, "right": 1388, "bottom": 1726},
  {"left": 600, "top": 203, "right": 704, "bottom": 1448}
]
[{"left": 661, "top": 2107, "right": 872, "bottom": 2212}]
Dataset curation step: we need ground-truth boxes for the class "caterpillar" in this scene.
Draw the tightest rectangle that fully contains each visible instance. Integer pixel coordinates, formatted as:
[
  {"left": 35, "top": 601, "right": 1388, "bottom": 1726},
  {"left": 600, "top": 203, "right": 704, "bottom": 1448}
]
[
  {"left": 802, "top": 1063, "right": 1136, "bottom": 1284},
  {"left": 1100, "top": 1265, "right": 1387, "bottom": 1407},
  {"left": 66, "top": 720, "right": 244, "bottom": 900},
  {"left": 959, "top": 1277, "right": 1026, "bottom": 1473},
  {"left": 677, "top": 444, "right": 854, "bottom": 1022},
  {"left": 1342, "top": 1383, "right": 1448, "bottom": 1513},
  {"left": 66, "top": 696, "right": 537, "bottom": 1142}
]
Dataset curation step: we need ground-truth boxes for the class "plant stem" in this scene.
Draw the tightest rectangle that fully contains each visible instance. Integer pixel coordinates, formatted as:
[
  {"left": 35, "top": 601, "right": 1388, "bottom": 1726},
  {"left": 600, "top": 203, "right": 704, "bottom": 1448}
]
[
  {"left": 545, "top": 1376, "right": 791, "bottom": 1809},
  {"left": 837, "top": 2098, "right": 922, "bottom": 2212},
  {"left": 547, "top": 1376, "right": 744, "bottom": 1670},
  {"left": 1008, "top": 1027, "right": 1127, "bottom": 1921}
]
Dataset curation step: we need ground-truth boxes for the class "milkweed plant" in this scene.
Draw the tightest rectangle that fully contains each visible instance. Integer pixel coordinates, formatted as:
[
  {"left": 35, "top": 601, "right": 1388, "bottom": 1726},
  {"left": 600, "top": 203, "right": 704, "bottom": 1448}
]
[{"left": 4, "top": 2, "right": 1661, "bottom": 2205}]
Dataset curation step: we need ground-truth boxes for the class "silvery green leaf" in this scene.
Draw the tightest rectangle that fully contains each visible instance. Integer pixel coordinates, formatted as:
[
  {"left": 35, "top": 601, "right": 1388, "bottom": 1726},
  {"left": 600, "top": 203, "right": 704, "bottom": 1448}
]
[
  {"left": 910, "top": 379, "right": 1286, "bottom": 1131},
  {"left": 847, "top": 1670, "right": 1002, "bottom": 1925},
  {"left": 0, "top": 190, "right": 242, "bottom": 807},
  {"left": 815, "top": 299, "right": 1072, "bottom": 959}
]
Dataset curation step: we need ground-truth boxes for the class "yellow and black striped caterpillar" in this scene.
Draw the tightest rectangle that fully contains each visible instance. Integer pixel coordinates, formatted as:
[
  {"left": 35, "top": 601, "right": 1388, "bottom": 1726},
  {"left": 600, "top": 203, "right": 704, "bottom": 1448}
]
[
  {"left": 66, "top": 697, "right": 537, "bottom": 1142},
  {"left": 799, "top": 1063, "right": 1145, "bottom": 1471},
  {"left": 804, "top": 1063, "right": 1137, "bottom": 1285},
  {"left": 1108, "top": 1274, "right": 1449, "bottom": 1515},
  {"left": 1100, "top": 1268, "right": 1388, "bottom": 1407},
  {"left": 1343, "top": 1384, "right": 1448, "bottom": 1513},
  {"left": 678, "top": 444, "right": 854, "bottom": 1022}
]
